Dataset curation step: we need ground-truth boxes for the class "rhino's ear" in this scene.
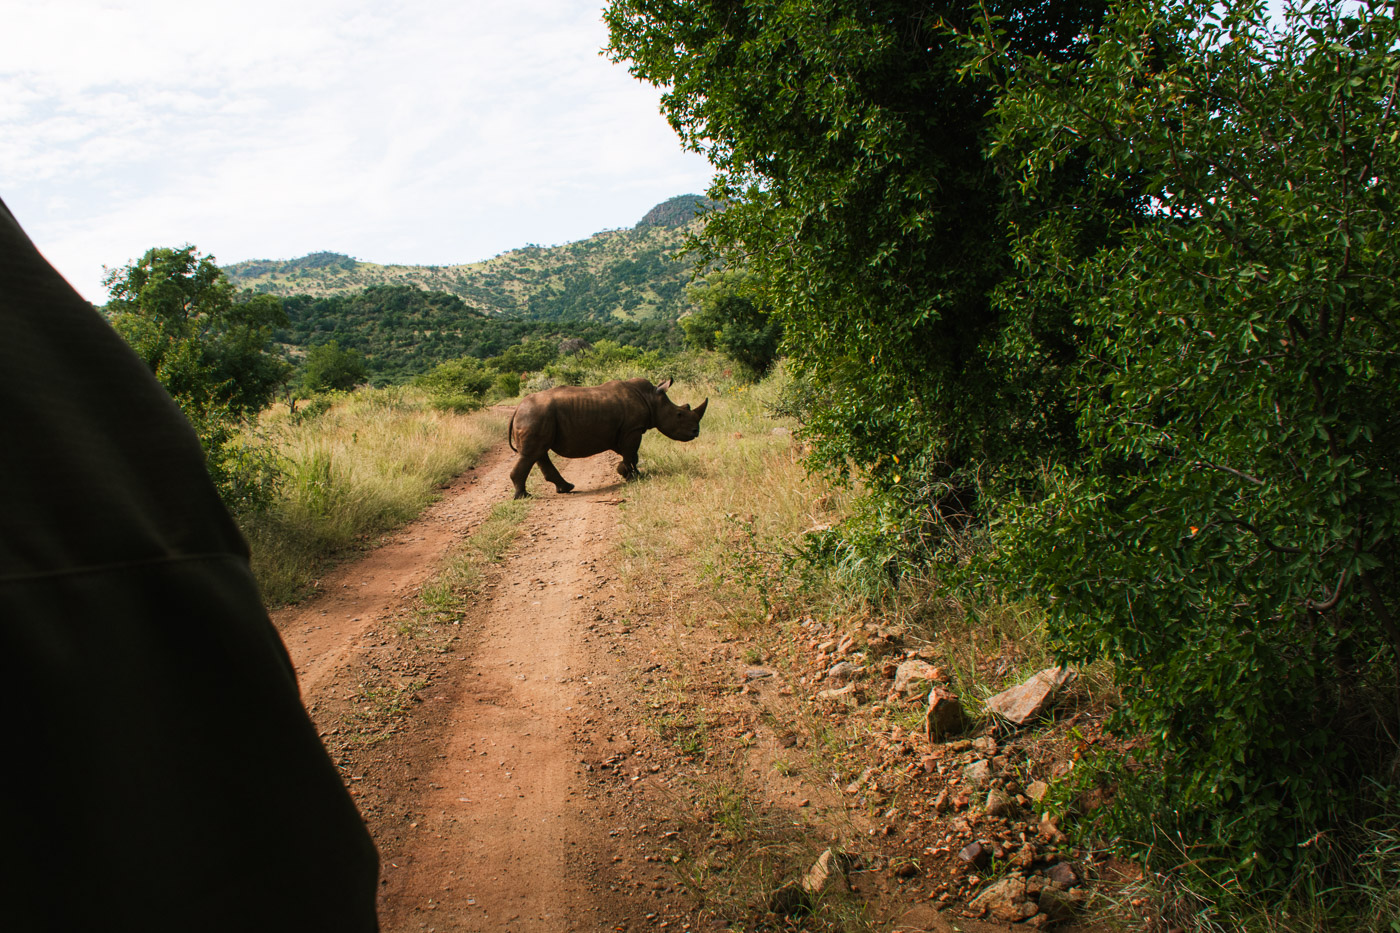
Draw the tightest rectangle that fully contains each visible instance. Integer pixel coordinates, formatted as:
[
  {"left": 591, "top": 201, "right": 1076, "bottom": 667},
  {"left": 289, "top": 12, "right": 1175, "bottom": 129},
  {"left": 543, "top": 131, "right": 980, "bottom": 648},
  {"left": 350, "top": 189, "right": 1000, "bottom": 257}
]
[
  {"left": 694, "top": 398, "right": 709, "bottom": 419},
  {"left": 655, "top": 377, "right": 673, "bottom": 394}
]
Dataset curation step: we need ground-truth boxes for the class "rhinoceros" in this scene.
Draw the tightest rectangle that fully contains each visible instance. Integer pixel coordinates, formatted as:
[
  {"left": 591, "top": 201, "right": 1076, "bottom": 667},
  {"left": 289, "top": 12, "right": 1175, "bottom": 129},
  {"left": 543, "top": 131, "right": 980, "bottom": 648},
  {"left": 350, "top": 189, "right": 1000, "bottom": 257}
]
[{"left": 508, "top": 377, "right": 708, "bottom": 499}]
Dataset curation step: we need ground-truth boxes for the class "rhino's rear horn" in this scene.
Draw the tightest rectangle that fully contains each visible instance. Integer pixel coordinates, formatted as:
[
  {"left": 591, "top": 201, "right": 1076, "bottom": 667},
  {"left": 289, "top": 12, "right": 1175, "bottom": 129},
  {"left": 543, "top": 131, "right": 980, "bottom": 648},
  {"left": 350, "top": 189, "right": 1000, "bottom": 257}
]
[{"left": 694, "top": 398, "right": 709, "bottom": 419}]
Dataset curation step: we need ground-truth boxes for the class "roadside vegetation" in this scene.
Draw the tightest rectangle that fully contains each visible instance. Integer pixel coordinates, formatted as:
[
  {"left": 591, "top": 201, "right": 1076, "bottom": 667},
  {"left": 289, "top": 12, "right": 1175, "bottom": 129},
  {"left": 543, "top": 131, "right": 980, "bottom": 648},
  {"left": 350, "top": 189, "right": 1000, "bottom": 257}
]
[
  {"left": 237, "top": 391, "right": 510, "bottom": 605},
  {"left": 605, "top": 0, "right": 1400, "bottom": 927}
]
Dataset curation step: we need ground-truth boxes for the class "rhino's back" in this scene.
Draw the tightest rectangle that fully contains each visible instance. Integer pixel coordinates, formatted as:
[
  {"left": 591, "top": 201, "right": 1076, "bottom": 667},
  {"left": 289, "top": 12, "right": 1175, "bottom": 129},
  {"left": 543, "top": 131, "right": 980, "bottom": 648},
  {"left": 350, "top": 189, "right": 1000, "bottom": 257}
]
[{"left": 513, "top": 380, "right": 650, "bottom": 458}]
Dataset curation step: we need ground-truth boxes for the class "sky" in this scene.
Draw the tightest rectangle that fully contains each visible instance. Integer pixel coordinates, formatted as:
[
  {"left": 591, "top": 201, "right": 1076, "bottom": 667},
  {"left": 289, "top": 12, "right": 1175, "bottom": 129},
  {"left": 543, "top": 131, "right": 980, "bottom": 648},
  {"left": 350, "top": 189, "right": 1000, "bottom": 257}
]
[{"left": 1, "top": 0, "right": 716, "bottom": 303}]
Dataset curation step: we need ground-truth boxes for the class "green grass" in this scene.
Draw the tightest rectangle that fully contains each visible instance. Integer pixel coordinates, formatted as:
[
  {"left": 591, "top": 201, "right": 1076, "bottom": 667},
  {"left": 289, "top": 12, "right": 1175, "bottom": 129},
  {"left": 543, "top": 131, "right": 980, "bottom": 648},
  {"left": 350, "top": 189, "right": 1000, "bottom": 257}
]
[{"left": 402, "top": 498, "right": 532, "bottom": 645}]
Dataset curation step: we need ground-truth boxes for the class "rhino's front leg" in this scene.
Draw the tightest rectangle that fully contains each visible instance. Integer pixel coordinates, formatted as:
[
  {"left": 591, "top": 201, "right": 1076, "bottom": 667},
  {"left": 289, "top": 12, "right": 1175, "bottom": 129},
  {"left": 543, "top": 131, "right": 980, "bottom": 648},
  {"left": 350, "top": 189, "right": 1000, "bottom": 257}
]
[
  {"left": 616, "top": 430, "right": 644, "bottom": 480},
  {"left": 509, "top": 456, "right": 535, "bottom": 499},
  {"left": 538, "top": 453, "right": 575, "bottom": 494}
]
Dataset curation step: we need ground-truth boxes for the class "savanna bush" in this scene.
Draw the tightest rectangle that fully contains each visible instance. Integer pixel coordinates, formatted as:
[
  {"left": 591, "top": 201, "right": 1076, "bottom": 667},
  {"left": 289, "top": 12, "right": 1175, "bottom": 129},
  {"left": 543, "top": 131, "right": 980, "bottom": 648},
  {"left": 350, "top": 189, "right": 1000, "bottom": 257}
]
[{"left": 977, "top": 0, "right": 1400, "bottom": 894}]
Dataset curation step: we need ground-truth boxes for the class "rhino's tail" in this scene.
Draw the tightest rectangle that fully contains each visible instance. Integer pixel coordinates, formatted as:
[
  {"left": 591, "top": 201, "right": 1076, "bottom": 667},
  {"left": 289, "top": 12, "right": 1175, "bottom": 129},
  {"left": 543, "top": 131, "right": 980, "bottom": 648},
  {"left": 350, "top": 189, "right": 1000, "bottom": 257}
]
[{"left": 507, "top": 410, "right": 517, "bottom": 452}]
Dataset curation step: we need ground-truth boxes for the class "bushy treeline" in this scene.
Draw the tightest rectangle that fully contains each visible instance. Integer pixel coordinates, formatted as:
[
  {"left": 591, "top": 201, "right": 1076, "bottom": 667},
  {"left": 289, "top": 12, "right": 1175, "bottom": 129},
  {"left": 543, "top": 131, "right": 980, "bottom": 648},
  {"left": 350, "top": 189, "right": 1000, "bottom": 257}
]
[
  {"left": 607, "top": 0, "right": 1400, "bottom": 913},
  {"left": 278, "top": 284, "right": 683, "bottom": 383}
]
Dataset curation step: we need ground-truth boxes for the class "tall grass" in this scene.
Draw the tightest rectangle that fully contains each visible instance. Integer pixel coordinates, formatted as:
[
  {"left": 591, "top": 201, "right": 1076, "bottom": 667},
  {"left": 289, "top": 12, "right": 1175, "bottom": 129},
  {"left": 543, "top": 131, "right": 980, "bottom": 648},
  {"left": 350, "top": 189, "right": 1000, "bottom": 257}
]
[
  {"left": 240, "top": 386, "right": 508, "bottom": 605},
  {"left": 615, "top": 366, "right": 855, "bottom": 624}
]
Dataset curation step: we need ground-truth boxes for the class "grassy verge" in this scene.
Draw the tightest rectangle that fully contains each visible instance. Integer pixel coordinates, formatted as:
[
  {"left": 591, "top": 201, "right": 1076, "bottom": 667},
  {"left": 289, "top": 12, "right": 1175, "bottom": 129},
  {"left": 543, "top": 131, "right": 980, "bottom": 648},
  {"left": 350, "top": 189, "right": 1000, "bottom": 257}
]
[
  {"left": 616, "top": 369, "right": 854, "bottom": 622},
  {"left": 403, "top": 498, "right": 532, "bottom": 645},
  {"left": 239, "top": 386, "right": 509, "bottom": 605}
]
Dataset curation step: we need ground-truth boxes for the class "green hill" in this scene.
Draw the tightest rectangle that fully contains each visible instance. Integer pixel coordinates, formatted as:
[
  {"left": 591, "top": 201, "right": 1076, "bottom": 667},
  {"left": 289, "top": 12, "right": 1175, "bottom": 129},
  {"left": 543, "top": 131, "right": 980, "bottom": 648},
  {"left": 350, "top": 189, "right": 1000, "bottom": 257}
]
[
  {"left": 223, "top": 195, "right": 716, "bottom": 323},
  {"left": 272, "top": 285, "right": 685, "bottom": 384}
]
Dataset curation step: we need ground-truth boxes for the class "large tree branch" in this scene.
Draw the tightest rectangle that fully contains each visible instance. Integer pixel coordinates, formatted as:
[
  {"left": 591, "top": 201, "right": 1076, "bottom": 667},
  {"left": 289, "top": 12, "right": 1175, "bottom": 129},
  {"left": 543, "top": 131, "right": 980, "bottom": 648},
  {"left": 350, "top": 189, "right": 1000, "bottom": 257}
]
[
  {"left": 1196, "top": 459, "right": 1266, "bottom": 487},
  {"left": 1306, "top": 569, "right": 1348, "bottom": 612}
]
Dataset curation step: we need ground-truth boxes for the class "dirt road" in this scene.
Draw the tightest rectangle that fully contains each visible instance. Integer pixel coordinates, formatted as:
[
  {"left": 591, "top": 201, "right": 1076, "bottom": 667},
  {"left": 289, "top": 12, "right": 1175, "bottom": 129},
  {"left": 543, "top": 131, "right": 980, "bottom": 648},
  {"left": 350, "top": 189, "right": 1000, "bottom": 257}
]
[
  {"left": 273, "top": 444, "right": 691, "bottom": 932},
  {"left": 269, "top": 433, "right": 1078, "bottom": 933}
]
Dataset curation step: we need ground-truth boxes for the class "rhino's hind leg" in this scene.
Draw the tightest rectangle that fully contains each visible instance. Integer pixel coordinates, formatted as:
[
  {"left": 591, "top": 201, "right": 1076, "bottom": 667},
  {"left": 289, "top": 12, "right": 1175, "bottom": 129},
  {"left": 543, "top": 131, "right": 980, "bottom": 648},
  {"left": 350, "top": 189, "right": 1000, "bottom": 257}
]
[
  {"left": 509, "top": 456, "right": 534, "bottom": 499},
  {"left": 538, "top": 454, "right": 575, "bottom": 494}
]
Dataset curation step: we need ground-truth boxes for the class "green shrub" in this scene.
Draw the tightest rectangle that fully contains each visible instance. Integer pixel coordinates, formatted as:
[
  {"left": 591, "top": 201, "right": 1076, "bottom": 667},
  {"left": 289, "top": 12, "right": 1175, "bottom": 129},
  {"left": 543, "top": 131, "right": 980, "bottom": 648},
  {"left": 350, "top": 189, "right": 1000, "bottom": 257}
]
[
  {"left": 302, "top": 340, "right": 368, "bottom": 392},
  {"left": 429, "top": 394, "right": 484, "bottom": 414},
  {"left": 979, "top": 0, "right": 1400, "bottom": 891},
  {"left": 485, "top": 337, "right": 558, "bottom": 374},
  {"left": 413, "top": 358, "right": 493, "bottom": 413},
  {"left": 490, "top": 371, "right": 521, "bottom": 400},
  {"left": 681, "top": 271, "right": 783, "bottom": 376}
]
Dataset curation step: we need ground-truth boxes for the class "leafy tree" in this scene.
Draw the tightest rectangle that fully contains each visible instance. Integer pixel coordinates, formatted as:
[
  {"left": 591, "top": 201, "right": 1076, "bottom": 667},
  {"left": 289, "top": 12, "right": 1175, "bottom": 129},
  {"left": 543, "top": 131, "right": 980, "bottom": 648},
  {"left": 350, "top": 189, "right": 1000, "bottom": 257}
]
[
  {"left": 413, "top": 357, "right": 494, "bottom": 398},
  {"left": 486, "top": 338, "right": 558, "bottom": 374},
  {"left": 681, "top": 271, "right": 782, "bottom": 375},
  {"left": 105, "top": 246, "right": 291, "bottom": 419},
  {"left": 976, "top": 0, "right": 1400, "bottom": 889},
  {"left": 605, "top": 0, "right": 1107, "bottom": 498},
  {"left": 302, "top": 340, "right": 369, "bottom": 393},
  {"left": 105, "top": 246, "right": 290, "bottom": 506}
]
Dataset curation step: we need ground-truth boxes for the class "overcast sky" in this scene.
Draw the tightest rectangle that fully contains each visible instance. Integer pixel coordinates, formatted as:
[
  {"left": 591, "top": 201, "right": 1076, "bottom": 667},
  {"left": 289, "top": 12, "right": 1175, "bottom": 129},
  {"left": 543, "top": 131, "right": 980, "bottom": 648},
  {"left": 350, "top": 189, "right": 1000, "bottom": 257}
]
[{"left": 2, "top": 0, "right": 715, "bottom": 303}]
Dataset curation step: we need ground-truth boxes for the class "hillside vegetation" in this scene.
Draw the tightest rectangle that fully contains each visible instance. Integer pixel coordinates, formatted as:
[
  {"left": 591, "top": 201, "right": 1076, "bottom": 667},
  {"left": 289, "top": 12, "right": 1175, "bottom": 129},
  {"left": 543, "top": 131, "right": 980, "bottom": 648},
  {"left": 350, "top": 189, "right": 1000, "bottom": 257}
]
[
  {"left": 272, "top": 285, "right": 684, "bottom": 385},
  {"left": 224, "top": 194, "right": 713, "bottom": 322}
]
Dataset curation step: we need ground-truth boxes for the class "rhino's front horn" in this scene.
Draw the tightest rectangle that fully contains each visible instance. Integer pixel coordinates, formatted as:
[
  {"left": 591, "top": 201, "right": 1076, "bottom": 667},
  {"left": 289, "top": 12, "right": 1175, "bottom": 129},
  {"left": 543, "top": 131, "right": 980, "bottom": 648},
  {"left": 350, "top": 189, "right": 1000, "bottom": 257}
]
[{"left": 694, "top": 398, "right": 709, "bottom": 419}]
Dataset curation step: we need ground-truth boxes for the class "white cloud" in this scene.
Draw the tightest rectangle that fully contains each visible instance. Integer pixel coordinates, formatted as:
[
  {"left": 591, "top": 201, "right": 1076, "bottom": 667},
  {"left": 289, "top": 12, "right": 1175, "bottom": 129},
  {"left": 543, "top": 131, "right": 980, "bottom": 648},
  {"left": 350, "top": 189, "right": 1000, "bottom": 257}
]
[{"left": 1, "top": 0, "right": 713, "bottom": 301}]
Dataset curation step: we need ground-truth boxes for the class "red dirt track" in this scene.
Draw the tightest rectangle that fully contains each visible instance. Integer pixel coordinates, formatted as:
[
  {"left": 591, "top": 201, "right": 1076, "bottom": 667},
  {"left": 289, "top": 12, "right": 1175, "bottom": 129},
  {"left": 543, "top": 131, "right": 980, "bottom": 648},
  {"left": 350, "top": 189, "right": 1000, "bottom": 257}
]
[{"left": 273, "top": 444, "right": 689, "bottom": 932}]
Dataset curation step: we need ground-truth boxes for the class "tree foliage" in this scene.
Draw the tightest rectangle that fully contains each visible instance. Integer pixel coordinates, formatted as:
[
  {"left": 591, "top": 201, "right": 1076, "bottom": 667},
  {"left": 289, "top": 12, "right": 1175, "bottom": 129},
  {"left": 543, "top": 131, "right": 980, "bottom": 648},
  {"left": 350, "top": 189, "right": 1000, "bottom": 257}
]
[
  {"left": 105, "top": 246, "right": 290, "bottom": 506},
  {"left": 976, "top": 0, "right": 1400, "bottom": 887},
  {"left": 106, "top": 245, "right": 291, "bottom": 419},
  {"left": 485, "top": 337, "right": 558, "bottom": 374},
  {"left": 606, "top": 0, "right": 1105, "bottom": 491},
  {"left": 681, "top": 271, "right": 782, "bottom": 375},
  {"left": 301, "top": 340, "right": 369, "bottom": 393}
]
